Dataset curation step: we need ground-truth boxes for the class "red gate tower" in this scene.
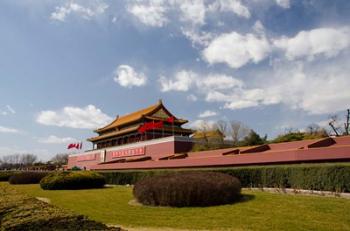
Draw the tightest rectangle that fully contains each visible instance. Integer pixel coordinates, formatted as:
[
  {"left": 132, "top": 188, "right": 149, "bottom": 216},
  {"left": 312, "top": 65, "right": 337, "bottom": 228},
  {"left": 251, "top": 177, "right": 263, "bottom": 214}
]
[{"left": 67, "top": 100, "right": 194, "bottom": 169}]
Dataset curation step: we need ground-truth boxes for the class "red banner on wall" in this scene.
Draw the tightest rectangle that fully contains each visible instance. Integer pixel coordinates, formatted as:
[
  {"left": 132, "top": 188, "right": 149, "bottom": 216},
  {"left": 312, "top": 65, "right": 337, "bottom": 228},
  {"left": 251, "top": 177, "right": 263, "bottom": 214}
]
[
  {"left": 110, "top": 147, "right": 145, "bottom": 159},
  {"left": 77, "top": 153, "right": 97, "bottom": 162}
]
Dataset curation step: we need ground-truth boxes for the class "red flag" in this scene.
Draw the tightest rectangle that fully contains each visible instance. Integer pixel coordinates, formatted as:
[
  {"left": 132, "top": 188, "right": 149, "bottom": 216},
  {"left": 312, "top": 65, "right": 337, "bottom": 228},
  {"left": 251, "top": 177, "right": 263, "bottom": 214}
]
[
  {"left": 67, "top": 142, "right": 82, "bottom": 149},
  {"left": 167, "top": 116, "right": 175, "bottom": 123},
  {"left": 67, "top": 143, "right": 75, "bottom": 149},
  {"left": 138, "top": 121, "right": 164, "bottom": 134},
  {"left": 138, "top": 125, "right": 146, "bottom": 133}
]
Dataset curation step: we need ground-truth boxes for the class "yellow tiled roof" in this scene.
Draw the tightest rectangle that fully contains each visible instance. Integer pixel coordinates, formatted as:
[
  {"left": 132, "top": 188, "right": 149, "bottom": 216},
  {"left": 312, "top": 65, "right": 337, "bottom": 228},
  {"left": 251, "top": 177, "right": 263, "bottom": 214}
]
[
  {"left": 95, "top": 100, "right": 187, "bottom": 133},
  {"left": 88, "top": 125, "right": 140, "bottom": 142},
  {"left": 144, "top": 115, "right": 188, "bottom": 124},
  {"left": 96, "top": 101, "right": 162, "bottom": 132}
]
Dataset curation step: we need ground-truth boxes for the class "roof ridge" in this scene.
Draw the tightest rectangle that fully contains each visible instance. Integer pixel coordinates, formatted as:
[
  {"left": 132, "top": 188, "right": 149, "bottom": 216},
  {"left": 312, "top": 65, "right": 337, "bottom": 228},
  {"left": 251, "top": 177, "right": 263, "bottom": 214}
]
[{"left": 95, "top": 101, "right": 163, "bottom": 132}]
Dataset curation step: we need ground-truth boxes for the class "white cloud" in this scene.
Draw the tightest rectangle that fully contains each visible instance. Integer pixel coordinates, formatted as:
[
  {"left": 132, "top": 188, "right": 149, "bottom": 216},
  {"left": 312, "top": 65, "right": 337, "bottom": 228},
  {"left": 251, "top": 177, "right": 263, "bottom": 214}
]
[
  {"left": 275, "top": 0, "right": 290, "bottom": 9},
  {"left": 177, "top": 0, "right": 206, "bottom": 26},
  {"left": 205, "top": 88, "right": 269, "bottom": 110},
  {"left": 187, "top": 94, "right": 198, "bottom": 101},
  {"left": 0, "top": 126, "right": 20, "bottom": 133},
  {"left": 127, "top": 0, "right": 250, "bottom": 28},
  {"left": 159, "top": 70, "right": 196, "bottom": 92},
  {"left": 36, "top": 105, "right": 112, "bottom": 129},
  {"left": 1, "top": 105, "right": 16, "bottom": 116},
  {"left": 187, "top": 119, "right": 216, "bottom": 129},
  {"left": 221, "top": 61, "right": 350, "bottom": 114},
  {"left": 198, "top": 110, "right": 218, "bottom": 118},
  {"left": 127, "top": 0, "right": 168, "bottom": 27},
  {"left": 203, "top": 31, "right": 271, "bottom": 69},
  {"left": 113, "top": 65, "right": 147, "bottom": 88},
  {"left": 197, "top": 74, "right": 243, "bottom": 90},
  {"left": 161, "top": 56, "right": 350, "bottom": 115},
  {"left": 50, "top": 1, "right": 108, "bottom": 22},
  {"left": 6, "top": 105, "right": 16, "bottom": 114},
  {"left": 181, "top": 28, "right": 214, "bottom": 46},
  {"left": 37, "top": 135, "right": 77, "bottom": 144},
  {"left": 273, "top": 27, "right": 350, "bottom": 60},
  {"left": 208, "top": 0, "right": 251, "bottom": 19},
  {"left": 202, "top": 26, "right": 350, "bottom": 69},
  {"left": 253, "top": 20, "right": 265, "bottom": 35},
  {"left": 159, "top": 70, "right": 243, "bottom": 93}
]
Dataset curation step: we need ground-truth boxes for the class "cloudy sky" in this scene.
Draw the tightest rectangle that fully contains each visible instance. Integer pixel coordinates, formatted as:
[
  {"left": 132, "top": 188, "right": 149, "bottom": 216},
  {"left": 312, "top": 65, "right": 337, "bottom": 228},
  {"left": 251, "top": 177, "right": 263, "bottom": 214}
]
[{"left": 1, "top": 0, "right": 349, "bottom": 160}]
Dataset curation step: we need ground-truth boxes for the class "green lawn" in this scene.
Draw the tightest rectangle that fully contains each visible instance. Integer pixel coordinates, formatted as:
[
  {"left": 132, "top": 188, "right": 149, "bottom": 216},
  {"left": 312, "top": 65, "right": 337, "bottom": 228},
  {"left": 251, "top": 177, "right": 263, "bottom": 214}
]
[{"left": 2, "top": 182, "right": 350, "bottom": 231}]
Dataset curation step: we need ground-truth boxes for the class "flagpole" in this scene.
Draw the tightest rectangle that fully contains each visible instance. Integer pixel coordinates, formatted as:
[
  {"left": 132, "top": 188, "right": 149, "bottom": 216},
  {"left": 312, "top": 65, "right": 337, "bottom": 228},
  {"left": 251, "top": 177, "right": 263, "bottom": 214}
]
[{"left": 172, "top": 119, "right": 174, "bottom": 137}]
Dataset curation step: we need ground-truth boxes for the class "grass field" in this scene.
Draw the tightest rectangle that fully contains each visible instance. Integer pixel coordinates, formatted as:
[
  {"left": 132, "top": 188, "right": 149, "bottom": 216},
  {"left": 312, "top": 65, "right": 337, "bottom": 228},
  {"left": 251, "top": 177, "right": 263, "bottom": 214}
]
[{"left": 2, "top": 182, "right": 350, "bottom": 231}]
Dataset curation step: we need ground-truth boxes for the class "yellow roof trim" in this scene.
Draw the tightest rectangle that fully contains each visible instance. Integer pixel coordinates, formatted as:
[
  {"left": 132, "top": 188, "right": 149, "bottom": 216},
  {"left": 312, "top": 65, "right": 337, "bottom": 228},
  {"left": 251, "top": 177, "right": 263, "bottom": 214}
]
[
  {"left": 95, "top": 101, "right": 163, "bottom": 132},
  {"left": 89, "top": 126, "right": 139, "bottom": 142}
]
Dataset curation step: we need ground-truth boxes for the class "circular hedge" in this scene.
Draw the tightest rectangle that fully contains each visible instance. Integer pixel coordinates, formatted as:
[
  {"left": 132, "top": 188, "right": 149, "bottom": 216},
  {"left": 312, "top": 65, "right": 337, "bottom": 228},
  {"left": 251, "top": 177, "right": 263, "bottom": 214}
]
[
  {"left": 40, "top": 171, "right": 106, "bottom": 190},
  {"left": 133, "top": 171, "right": 241, "bottom": 207},
  {"left": 9, "top": 172, "right": 49, "bottom": 184}
]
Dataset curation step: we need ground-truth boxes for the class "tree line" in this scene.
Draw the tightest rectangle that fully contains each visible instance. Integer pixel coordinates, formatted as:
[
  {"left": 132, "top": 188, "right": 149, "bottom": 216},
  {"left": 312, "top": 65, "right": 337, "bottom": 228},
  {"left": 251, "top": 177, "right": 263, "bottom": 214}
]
[
  {"left": 0, "top": 153, "right": 69, "bottom": 170},
  {"left": 192, "top": 108, "right": 350, "bottom": 151}
]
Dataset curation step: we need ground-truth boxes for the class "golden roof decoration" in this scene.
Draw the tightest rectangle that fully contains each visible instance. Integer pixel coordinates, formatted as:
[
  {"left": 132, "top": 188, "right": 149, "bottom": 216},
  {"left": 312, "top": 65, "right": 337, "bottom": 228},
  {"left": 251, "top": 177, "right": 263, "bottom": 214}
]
[{"left": 95, "top": 100, "right": 186, "bottom": 133}]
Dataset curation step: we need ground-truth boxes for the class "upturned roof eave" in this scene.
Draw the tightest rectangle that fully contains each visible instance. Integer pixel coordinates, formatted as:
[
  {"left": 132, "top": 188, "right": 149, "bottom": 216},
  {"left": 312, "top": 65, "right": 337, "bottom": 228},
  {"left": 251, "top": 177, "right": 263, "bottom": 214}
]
[{"left": 94, "top": 100, "right": 185, "bottom": 133}]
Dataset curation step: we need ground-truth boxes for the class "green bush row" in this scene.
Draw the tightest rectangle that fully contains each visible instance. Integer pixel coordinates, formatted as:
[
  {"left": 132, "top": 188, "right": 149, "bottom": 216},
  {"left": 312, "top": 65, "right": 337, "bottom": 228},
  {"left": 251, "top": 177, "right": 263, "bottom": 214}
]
[
  {"left": 40, "top": 171, "right": 106, "bottom": 190},
  {"left": 0, "top": 183, "right": 119, "bottom": 230},
  {"left": 99, "top": 163, "right": 350, "bottom": 192},
  {"left": 9, "top": 172, "right": 49, "bottom": 184},
  {"left": 0, "top": 171, "right": 17, "bottom": 181}
]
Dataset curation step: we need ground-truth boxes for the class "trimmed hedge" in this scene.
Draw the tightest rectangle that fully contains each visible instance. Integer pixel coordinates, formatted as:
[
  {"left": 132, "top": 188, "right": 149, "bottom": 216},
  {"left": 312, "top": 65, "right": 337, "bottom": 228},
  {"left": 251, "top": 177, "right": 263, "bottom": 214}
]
[
  {"left": 99, "top": 163, "right": 350, "bottom": 192},
  {"left": 0, "top": 171, "right": 17, "bottom": 181},
  {"left": 9, "top": 172, "right": 49, "bottom": 184},
  {"left": 0, "top": 184, "right": 119, "bottom": 230},
  {"left": 133, "top": 172, "right": 241, "bottom": 207},
  {"left": 40, "top": 171, "right": 106, "bottom": 190}
]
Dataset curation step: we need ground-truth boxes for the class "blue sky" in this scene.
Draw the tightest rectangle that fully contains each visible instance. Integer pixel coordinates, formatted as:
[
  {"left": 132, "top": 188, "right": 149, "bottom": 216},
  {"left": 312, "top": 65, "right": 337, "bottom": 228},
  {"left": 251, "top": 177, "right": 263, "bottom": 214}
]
[{"left": 1, "top": 0, "right": 349, "bottom": 160}]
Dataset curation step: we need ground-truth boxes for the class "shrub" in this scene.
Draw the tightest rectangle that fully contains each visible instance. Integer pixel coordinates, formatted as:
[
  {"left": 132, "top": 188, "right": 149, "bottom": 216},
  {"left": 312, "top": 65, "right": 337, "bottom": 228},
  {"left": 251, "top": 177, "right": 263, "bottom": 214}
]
[
  {"left": 101, "top": 170, "right": 167, "bottom": 185},
  {"left": 40, "top": 171, "right": 106, "bottom": 190},
  {"left": 0, "top": 171, "right": 17, "bottom": 181},
  {"left": 133, "top": 171, "right": 241, "bottom": 207},
  {"left": 99, "top": 163, "right": 350, "bottom": 192},
  {"left": 271, "top": 131, "right": 328, "bottom": 143},
  {"left": 216, "top": 164, "right": 350, "bottom": 192},
  {"left": 0, "top": 184, "right": 119, "bottom": 230},
  {"left": 9, "top": 172, "right": 49, "bottom": 184},
  {"left": 71, "top": 166, "right": 81, "bottom": 171}
]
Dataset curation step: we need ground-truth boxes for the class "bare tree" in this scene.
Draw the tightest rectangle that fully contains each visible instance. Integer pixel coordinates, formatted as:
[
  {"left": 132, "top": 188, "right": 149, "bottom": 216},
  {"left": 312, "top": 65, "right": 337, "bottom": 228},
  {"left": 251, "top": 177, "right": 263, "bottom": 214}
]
[
  {"left": 306, "top": 124, "right": 320, "bottom": 135},
  {"left": 215, "top": 120, "right": 228, "bottom": 137},
  {"left": 329, "top": 115, "right": 340, "bottom": 136},
  {"left": 3, "top": 154, "right": 21, "bottom": 165},
  {"left": 51, "top": 153, "right": 69, "bottom": 166},
  {"left": 196, "top": 121, "right": 211, "bottom": 146},
  {"left": 0, "top": 153, "right": 35, "bottom": 169},
  {"left": 20, "top": 154, "right": 37, "bottom": 166},
  {"left": 345, "top": 109, "right": 350, "bottom": 135},
  {"left": 305, "top": 124, "right": 328, "bottom": 138},
  {"left": 328, "top": 109, "right": 350, "bottom": 136},
  {"left": 229, "top": 120, "right": 251, "bottom": 146}
]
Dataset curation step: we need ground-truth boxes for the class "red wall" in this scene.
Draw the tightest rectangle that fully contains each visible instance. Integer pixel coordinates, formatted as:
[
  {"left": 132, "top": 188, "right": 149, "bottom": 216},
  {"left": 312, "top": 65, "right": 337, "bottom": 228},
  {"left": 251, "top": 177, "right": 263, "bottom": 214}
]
[
  {"left": 67, "top": 152, "right": 101, "bottom": 170},
  {"left": 68, "top": 138, "right": 193, "bottom": 169}
]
